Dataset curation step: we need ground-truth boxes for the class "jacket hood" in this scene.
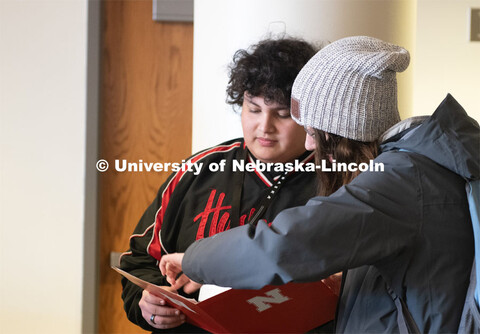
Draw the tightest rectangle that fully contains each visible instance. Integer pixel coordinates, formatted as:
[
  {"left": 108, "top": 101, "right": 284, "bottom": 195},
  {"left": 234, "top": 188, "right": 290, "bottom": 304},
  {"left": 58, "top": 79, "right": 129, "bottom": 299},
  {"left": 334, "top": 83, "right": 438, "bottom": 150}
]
[{"left": 381, "top": 94, "right": 479, "bottom": 181}]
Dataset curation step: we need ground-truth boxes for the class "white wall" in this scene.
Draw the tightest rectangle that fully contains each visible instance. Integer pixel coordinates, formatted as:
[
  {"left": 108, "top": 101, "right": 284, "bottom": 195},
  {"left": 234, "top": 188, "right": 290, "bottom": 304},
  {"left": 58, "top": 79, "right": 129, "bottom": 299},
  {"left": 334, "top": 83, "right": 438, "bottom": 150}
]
[
  {"left": 193, "top": 0, "right": 416, "bottom": 152},
  {"left": 414, "top": 0, "right": 480, "bottom": 121},
  {"left": 0, "top": 0, "right": 88, "bottom": 333}
]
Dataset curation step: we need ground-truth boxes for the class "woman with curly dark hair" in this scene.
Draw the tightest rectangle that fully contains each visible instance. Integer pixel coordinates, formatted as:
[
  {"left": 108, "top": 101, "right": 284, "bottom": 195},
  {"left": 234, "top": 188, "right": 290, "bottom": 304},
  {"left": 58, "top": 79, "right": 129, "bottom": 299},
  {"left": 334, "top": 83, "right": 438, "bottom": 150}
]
[{"left": 119, "top": 37, "right": 324, "bottom": 333}]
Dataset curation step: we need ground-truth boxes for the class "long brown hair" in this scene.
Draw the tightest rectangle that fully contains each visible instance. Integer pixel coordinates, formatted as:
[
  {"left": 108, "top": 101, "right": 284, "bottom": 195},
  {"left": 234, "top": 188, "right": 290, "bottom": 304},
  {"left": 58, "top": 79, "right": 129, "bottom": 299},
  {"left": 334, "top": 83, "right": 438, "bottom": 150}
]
[{"left": 314, "top": 130, "right": 379, "bottom": 196}]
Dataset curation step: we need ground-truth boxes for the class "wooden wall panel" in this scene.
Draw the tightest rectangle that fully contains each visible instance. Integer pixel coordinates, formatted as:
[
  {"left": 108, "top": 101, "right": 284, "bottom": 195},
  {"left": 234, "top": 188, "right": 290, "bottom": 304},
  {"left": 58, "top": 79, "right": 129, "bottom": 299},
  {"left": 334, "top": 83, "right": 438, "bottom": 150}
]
[{"left": 98, "top": 1, "right": 193, "bottom": 333}]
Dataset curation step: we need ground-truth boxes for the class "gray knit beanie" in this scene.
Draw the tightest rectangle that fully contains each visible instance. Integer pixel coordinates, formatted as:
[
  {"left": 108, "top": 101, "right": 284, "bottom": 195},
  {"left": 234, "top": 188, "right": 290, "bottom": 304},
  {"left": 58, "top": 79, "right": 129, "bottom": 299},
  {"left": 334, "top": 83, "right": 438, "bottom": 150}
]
[{"left": 291, "top": 36, "right": 410, "bottom": 142}]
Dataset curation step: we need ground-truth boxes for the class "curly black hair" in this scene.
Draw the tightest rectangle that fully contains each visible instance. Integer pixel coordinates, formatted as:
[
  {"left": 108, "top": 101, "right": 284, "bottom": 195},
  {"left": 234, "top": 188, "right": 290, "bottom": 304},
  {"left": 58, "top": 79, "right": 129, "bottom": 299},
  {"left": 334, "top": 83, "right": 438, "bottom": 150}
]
[{"left": 226, "top": 38, "right": 317, "bottom": 110}]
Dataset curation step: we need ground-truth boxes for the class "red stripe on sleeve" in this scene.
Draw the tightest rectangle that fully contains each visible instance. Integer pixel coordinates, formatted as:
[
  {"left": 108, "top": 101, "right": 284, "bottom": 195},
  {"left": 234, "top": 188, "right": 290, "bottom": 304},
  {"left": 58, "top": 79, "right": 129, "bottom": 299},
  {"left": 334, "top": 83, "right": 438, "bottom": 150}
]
[{"left": 147, "top": 142, "right": 242, "bottom": 260}]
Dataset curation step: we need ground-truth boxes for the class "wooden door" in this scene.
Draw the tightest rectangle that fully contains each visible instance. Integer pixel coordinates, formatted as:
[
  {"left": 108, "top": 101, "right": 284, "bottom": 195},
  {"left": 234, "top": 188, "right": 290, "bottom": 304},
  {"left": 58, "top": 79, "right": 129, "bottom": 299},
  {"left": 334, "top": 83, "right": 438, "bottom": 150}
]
[{"left": 98, "top": 1, "right": 193, "bottom": 333}]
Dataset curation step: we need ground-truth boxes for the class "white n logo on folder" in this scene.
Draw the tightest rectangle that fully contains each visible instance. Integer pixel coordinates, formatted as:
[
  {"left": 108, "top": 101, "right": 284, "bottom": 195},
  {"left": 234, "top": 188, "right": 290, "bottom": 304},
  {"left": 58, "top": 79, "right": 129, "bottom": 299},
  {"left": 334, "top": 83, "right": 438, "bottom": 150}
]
[{"left": 246, "top": 288, "right": 291, "bottom": 312}]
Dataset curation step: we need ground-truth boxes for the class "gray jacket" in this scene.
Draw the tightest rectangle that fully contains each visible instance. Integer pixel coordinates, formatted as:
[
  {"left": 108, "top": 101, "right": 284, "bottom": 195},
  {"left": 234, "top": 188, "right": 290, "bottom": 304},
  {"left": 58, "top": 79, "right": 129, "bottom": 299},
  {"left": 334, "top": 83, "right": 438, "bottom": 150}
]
[{"left": 182, "top": 95, "right": 480, "bottom": 333}]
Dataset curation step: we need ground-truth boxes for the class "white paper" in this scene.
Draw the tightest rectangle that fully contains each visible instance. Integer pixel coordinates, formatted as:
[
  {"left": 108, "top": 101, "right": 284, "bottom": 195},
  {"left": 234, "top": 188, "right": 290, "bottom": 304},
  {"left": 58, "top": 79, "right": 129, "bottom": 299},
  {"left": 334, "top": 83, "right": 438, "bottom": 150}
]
[{"left": 198, "top": 284, "right": 232, "bottom": 301}]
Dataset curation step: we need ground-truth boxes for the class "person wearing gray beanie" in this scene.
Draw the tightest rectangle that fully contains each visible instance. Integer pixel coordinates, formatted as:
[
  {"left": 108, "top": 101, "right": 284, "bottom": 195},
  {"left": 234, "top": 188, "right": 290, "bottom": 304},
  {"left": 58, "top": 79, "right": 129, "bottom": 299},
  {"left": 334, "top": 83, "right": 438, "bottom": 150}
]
[
  {"left": 291, "top": 35, "right": 410, "bottom": 142},
  {"left": 293, "top": 36, "right": 412, "bottom": 195},
  {"left": 159, "top": 36, "right": 479, "bottom": 334}
]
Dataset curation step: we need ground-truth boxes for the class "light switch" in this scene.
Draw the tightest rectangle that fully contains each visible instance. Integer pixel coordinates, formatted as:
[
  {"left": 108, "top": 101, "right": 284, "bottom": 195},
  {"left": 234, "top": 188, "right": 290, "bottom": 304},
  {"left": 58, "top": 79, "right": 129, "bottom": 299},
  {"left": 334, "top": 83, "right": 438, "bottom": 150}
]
[{"left": 471, "top": 8, "right": 480, "bottom": 42}]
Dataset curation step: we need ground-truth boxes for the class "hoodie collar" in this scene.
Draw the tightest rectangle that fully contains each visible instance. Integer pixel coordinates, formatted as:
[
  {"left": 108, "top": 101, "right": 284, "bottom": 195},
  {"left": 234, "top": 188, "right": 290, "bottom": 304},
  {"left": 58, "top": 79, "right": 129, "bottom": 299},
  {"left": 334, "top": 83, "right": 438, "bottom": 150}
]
[
  {"left": 379, "top": 116, "right": 428, "bottom": 143},
  {"left": 380, "top": 94, "right": 480, "bottom": 181}
]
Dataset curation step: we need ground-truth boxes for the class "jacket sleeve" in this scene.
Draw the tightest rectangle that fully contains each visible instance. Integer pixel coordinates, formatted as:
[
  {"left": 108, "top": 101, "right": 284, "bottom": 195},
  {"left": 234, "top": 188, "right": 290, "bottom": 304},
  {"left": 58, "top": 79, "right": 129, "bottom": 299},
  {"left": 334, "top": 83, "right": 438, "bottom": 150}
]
[
  {"left": 120, "top": 172, "right": 201, "bottom": 333},
  {"left": 182, "top": 152, "right": 423, "bottom": 289}
]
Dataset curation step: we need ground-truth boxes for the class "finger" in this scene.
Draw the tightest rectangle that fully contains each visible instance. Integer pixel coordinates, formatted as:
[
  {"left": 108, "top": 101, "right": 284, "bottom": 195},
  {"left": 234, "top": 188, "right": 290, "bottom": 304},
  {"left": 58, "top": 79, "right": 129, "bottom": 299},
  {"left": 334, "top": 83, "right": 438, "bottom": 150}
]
[
  {"left": 150, "top": 313, "right": 186, "bottom": 329},
  {"left": 159, "top": 256, "right": 168, "bottom": 276},
  {"left": 165, "top": 270, "right": 176, "bottom": 286},
  {"left": 160, "top": 253, "right": 185, "bottom": 277},
  {"left": 162, "top": 285, "right": 178, "bottom": 293},
  {"left": 166, "top": 261, "right": 181, "bottom": 275},
  {"left": 152, "top": 305, "right": 184, "bottom": 317},
  {"left": 169, "top": 273, "right": 187, "bottom": 289},
  {"left": 142, "top": 303, "right": 186, "bottom": 327},
  {"left": 183, "top": 281, "right": 202, "bottom": 294},
  {"left": 167, "top": 253, "right": 184, "bottom": 270},
  {"left": 141, "top": 290, "right": 167, "bottom": 306},
  {"left": 160, "top": 255, "right": 177, "bottom": 276},
  {"left": 165, "top": 263, "right": 182, "bottom": 285}
]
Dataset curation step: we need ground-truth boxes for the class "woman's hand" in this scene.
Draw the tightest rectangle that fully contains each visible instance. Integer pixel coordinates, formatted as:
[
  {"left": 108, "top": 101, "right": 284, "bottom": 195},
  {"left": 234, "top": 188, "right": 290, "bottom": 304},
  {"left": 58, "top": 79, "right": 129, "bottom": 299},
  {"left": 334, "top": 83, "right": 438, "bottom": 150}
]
[
  {"left": 159, "top": 253, "right": 184, "bottom": 284},
  {"left": 139, "top": 288, "right": 186, "bottom": 329},
  {"left": 160, "top": 253, "right": 202, "bottom": 293}
]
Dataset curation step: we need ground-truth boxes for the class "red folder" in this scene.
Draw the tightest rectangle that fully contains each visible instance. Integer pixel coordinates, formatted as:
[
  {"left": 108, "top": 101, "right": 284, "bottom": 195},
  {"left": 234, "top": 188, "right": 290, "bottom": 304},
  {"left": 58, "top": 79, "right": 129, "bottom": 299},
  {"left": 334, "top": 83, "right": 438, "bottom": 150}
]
[{"left": 114, "top": 266, "right": 338, "bottom": 333}]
